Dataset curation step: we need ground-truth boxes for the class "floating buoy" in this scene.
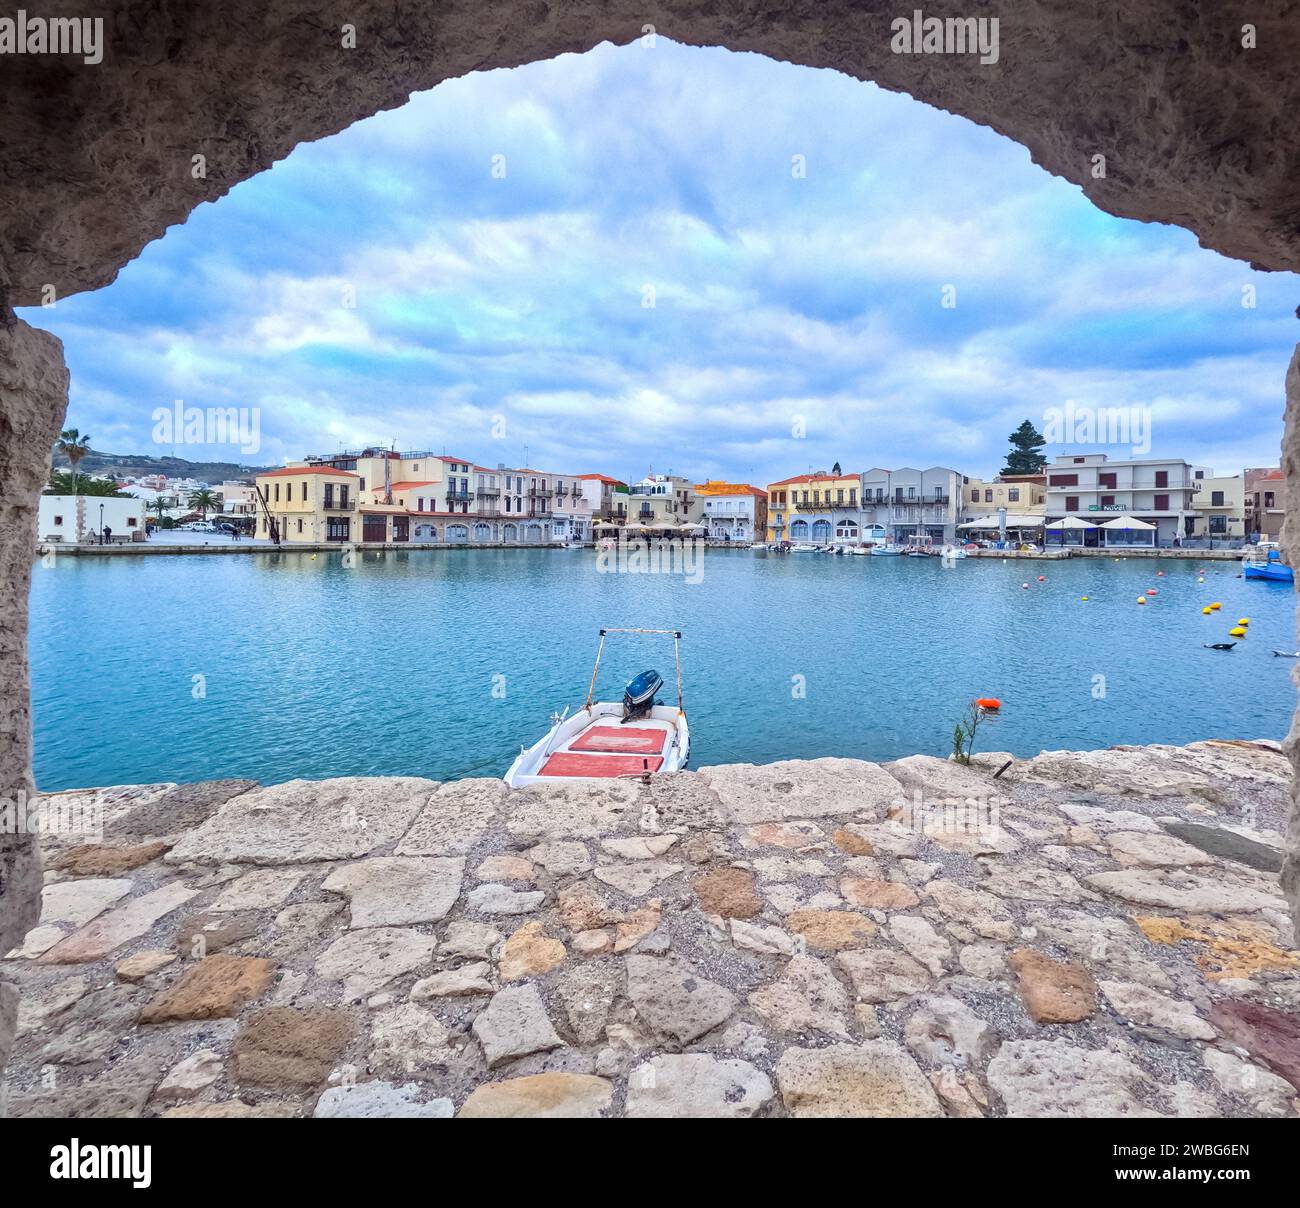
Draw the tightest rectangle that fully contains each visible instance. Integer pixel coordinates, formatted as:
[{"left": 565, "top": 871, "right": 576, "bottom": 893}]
[
  {"left": 1229, "top": 626, "right": 1247, "bottom": 637},
  {"left": 1202, "top": 606, "right": 1213, "bottom": 615},
  {"left": 976, "top": 698, "right": 1001, "bottom": 710},
  {"left": 1022, "top": 583, "right": 1029, "bottom": 589},
  {"left": 1156, "top": 571, "right": 1165, "bottom": 576},
  {"left": 1081, "top": 596, "right": 1089, "bottom": 601},
  {"left": 311, "top": 554, "right": 317, "bottom": 560},
  {"left": 1210, "top": 602, "right": 1222, "bottom": 611},
  {"left": 1037, "top": 575, "right": 1046, "bottom": 582},
  {"left": 1137, "top": 596, "right": 1147, "bottom": 605},
  {"left": 1238, "top": 617, "right": 1250, "bottom": 626},
  {"left": 1147, "top": 587, "right": 1159, "bottom": 595}
]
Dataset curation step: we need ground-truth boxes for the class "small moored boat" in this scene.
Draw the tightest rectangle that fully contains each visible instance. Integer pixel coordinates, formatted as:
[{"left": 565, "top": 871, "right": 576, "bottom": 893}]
[
  {"left": 1243, "top": 543, "right": 1294, "bottom": 583},
  {"left": 503, "top": 628, "right": 690, "bottom": 787}
]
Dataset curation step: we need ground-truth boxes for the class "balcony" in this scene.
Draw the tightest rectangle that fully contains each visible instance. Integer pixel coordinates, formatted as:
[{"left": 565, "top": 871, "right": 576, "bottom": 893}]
[
  {"left": 445, "top": 492, "right": 472, "bottom": 504},
  {"left": 322, "top": 498, "right": 354, "bottom": 511},
  {"left": 794, "top": 499, "right": 859, "bottom": 512},
  {"left": 477, "top": 488, "right": 500, "bottom": 498},
  {"left": 529, "top": 488, "right": 553, "bottom": 499}
]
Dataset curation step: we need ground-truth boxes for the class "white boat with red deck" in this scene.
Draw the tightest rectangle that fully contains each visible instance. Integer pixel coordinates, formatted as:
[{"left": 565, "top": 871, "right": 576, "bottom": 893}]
[{"left": 502, "top": 628, "right": 690, "bottom": 787}]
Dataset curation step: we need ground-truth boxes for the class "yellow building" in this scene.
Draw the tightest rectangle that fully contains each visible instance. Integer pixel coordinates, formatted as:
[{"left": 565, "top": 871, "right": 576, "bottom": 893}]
[
  {"left": 1191, "top": 474, "right": 1245, "bottom": 540},
  {"left": 962, "top": 474, "right": 1047, "bottom": 516},
  {"left": 254, "top": 466, "right": 360, "bottom": 542},
  {"left": 766, "top": 470, "right": 861, "bottom": 544}
]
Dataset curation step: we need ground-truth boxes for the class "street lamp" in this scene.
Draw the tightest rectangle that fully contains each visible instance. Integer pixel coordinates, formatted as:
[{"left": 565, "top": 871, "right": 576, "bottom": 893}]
[{"left": 99, "top": 502, "right": 104, "bottom": 545}]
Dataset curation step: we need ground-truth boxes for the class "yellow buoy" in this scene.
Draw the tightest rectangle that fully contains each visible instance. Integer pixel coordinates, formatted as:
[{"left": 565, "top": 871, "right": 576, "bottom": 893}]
[
  {"left": 1081, "top": 596, "right": 1089, "bottom": 601},
  {"left": 1229, "top": 626, "right": 1247, "bottom": 637},
  {"left": 1238, "top": 617, "right": 1250, "bottom": 626},
  {"left": 311, "top": 553, "right": 317, "bottom": 560},
  {"left": 1210, "top": 602, "right": 1222, "bottom": 611},
  {"left": 1202, "top": 606, "right": 1213, "bottom": 615},
  {"left": 1137, "top": 596, "right": 1147, "bottom": 605}
]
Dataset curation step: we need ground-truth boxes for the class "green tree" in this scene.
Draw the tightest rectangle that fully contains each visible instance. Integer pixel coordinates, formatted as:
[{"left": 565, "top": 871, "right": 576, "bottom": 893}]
[
  {"left": 831, "top": 461, "right": 842, "bottom": 476},
  {"left": 55, "top": 429, "right": 92, "bottom": 496},
  {"left": 1002, "top": 420, "right": 1047, "bottom": 475},
  {"left": 187, "top": 488, "right": 218, "bottom": 518},
  {"left": 44, "top": 471, "right": 125, "bottom": 497}
]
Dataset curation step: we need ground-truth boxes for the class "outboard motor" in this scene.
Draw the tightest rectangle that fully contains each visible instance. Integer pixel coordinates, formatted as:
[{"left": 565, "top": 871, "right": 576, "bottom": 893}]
[{"left": 622, "top": 669, "right": 663, "bottom": 722}]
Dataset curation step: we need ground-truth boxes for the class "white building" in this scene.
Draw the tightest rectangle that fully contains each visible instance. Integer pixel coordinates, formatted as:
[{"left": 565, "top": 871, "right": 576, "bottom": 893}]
[
  {"left": 39, "top": 495, "right": 145, "bottom": 543},
  {"left": 1044, "top": 454, "right": 1199, "bottom": 545},
  {"left": 860, "top": 467, "right": 966, "bottom": 544}
]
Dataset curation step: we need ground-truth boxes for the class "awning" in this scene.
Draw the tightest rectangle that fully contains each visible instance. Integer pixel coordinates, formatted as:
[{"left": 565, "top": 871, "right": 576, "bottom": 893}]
[
  {"left": 1045, "top": 515, "right": 1097, "bottom": 529},
  {"left": 959, "top": 514, "right": 1046, "bottom": 529},
  {"left": 1098, "top": 515, "right": 1156, "bottom": 530}
]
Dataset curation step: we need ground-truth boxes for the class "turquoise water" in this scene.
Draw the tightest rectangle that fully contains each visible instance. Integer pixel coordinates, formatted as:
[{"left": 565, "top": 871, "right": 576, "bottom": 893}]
[{"left": 28, "top": 548, "right": 1297, "bottom": 791}]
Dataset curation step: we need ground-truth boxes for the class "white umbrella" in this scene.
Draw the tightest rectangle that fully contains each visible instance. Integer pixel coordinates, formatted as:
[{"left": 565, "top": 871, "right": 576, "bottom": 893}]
[
  {"left": 1045, "top": 515, "right": 1097, "bottom": 529},
  {"left": 1098, "top": 515, "right": 1156, "bottom": 530},
  {"left": 958, "top": 517, "right": 1000, "bottom": 529}
]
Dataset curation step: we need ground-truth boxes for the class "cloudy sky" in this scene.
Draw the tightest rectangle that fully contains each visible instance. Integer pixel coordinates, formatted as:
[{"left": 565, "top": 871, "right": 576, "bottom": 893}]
[{"left": 23, "top": 40, "right": 1298, "bottom": 484}]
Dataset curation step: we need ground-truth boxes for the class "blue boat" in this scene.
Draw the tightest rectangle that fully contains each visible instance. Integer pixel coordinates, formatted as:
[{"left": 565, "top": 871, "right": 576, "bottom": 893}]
[{"left": 1243, "top": 545, "right": 1294, "bottom": 583}]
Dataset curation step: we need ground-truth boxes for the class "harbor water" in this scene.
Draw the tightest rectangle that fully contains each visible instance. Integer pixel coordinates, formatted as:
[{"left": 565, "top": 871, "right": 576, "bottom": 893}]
[{"left": 28, "top": 546, "right": 1297, "bottom": 791}]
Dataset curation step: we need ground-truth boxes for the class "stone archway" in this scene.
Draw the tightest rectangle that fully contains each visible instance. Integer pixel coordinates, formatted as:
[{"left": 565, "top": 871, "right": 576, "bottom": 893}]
[{"left": 2, "top": 7, "right": 1300, "bottom": 1061}]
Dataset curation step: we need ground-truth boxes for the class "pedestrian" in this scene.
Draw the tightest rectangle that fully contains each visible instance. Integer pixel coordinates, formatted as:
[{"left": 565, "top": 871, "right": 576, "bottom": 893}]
[{"left": 103, "top": 524, "right": 112, "bottom": 545}]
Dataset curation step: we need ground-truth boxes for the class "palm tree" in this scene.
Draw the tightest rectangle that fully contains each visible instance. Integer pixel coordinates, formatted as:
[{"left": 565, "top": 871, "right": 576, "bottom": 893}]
[
  {"left": 56, "top": 429, "right": 91, "bottom": 496},
  {"left": 188, "top": 488, "right": 218, "bottom": 519}
]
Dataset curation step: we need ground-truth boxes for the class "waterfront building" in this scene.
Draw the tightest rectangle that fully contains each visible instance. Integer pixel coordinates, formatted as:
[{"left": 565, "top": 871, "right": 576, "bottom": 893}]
[
  {"left": 576, "top": 474, "right": 629, "bottom": 524},
  {"left": 957, "top": 472, "right": 1046, "bottom": 540},
  {"left": 1244, "top": 467, "right": 1286, "bottom": 540},
  {"left": 629, "top": 473, "right": 704, "bottom": 528},
  {"left": 217, "top": 481, "right": 259, "bottom": 519},
  {"left": 860, "top": 467, "right": 966, "bottom": 544},
  {"left": 694, "top": 480, "right": 768, "bottom": 542},
  {"left": 766, "top": 469, "right": 863, "bottom": 544},
  {"left": 1043, "top": 454, "right": 1199, "bottom": 545},
  {"left": 38, "top": 495, "right": 144, "bottom": 543},
  {"left": 253, "top": 465, "right": 360, "bottom": 542},
  {"left": 1190, "top": 473, "right": 1246, "bottom": 541},
  {"left": 257, "top": 446, "right": 622, "bottom": 544}
]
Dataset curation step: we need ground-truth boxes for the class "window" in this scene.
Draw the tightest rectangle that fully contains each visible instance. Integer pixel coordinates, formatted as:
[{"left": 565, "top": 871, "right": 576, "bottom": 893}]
[
  {"left": 1155, "top": 470, "right": 1168, "bottom": 488},
  {"left": 324, "top": 484, "right": 334, "bottom": 507},
  {"left": 297, "top": 518, "right": 303, "bottom": 533},
  {"left": 1265, "top": 491, "right": 1275, "bottom": 508},
  {"left": 907, "top": 487, "right": 915, "bottom": 499},
  {"left": 970, "top": 488, "right": 979, "bottom": 502},
  {"left": 1099, "top": 473, "right": 1117, "bottom": 489},
  {"left": 1049, "top": 474, "right": 1078, "bottom": 486},
  {"left": 301, "top": 481, "right": 306, "bottom": 499},
  {"left": 1008, "top": 488, "right": 1020, "bottom": 502},
  {"left": 1101, "top": 495, "right": 1115, "bottom": 507},
  {"left": 1194, "top": 469, "right": 1204, "bottom": 479},
  {"left": 1065, "top": 496, "right": 1079, "bottom": 512},
  {"left": 274, "top": 482, "right": 280, "bottom": 501},
  {"left": 359, "top": 478, "right": 366, "bottom": 491},
  {"left": 1211, "top": 490, "right": 1225, "bottom": 506},
  {"left": 984, "top": 490, "right": 993, "bottom": 502},
  {"left": 1072, "top": 456, "right": 1085, "bottom": 463},
  {"left": 128, "top": 517, "right": 137, "bottom": 528},
  {"left": 53, "top": 514, "right": 63, "bottom": 525},
  {"left": 849, "top": 489, "right": 856, "bottom": 504},
  {"left": 1209, "top": 515, "right": 1227, "bottom": 534},
  {"left": 1154, "top": 494, "right": 1170, "bottom": 510},
  {"left": 417, "top": 498, "right": 424, "bottom": 512},
  {"left": 339, "top": 486, "right": 348, "bottom": 508}
]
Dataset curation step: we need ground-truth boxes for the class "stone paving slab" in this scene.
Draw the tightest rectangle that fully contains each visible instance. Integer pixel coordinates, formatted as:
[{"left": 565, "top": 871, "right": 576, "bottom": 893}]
[{"left": 3, "top": 742, "right": 1298, "bottom": 1118}]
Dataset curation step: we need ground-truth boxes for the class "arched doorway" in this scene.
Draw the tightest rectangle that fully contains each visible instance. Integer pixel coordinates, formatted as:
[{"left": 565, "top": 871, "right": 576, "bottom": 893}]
[
  {"left": 811, "top": 519, "right": 832, "bottom": 543},
  {"left": 789, "top": 519, "right": 809, "bottom": 541},
  {"left": 473, "top": 522, "right": 492, "bottom": 542},
  {"left": 502, "top": 523, "right": 517, "bottom": 542},
  {"left": 446, "top": 524, "right": 468, "bottom": 543}
]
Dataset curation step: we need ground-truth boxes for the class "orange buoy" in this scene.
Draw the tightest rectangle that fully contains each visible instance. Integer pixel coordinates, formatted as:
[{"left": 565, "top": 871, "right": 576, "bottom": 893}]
[
  {"left": 1037, "top": 575, "right": 1046, "bottom": 582},
  {"left": 976, "top": 698, "right": 1001, "bottom": 710}
]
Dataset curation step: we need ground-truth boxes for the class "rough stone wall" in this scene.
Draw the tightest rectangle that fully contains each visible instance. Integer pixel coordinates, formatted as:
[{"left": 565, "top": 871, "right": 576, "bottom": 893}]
[
  {"left": 1281, "top": 344, "right": 1300, "bottom": 936},
  {"left": 0, "top": 319, "right": 69, "bottom": 1072},
  {"left": 1, "top": 1, "right": 1299, "bottom": 307}
]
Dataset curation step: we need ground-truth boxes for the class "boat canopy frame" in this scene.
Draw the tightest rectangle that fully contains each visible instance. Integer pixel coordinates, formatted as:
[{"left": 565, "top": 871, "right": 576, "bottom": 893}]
[{"left": 583, "top": 627, "right": 684, "bottom": 714}]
